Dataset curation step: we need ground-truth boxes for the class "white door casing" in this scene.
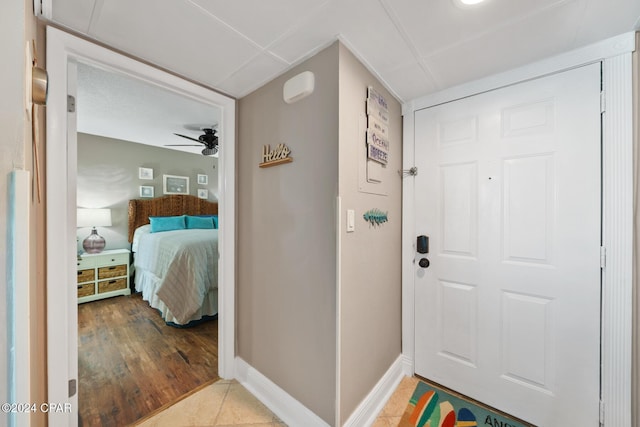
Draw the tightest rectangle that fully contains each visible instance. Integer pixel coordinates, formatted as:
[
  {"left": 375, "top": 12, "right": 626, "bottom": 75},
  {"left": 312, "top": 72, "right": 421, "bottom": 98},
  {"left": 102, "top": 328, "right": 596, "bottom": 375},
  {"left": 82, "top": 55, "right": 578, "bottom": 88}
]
[
  {"left": 46, "top": 27, "right": 237, "bottom": 427},
  {"left": 402, "top": 32, "right": 634, "bottom": 426},
  {"left": 413, "top": 63, "right": 601, "bottom": 426}
]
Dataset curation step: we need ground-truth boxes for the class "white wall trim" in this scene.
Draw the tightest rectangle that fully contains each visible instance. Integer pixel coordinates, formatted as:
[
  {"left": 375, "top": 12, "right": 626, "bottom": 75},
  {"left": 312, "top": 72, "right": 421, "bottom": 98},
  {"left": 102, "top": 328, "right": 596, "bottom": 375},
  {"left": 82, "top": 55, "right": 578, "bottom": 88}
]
[
  {"left": 46, "top": 26, "right": 237, "bottom": 427},
  {"left": 401, "top": 354, "right": 413, "bottom": 377},
  {"left": 45, "top": 28, "right": 76, "bottom": 427},
  {"left": 402, "top": 32, "right": 636, "bottom": 426},
  {"left": 335, "top": 196, "right": 342, "bottom": 427},
  {"left": 235, "top": 357, "right": 330, "bottom": 427},
  {"left": 342, "top": 355, "right": 406, "bottom": 427},
  {"left": 401, "top": 109, "right": 416, "bottom": 373},
  {"left": 404, "top": 32, "right": 636, "bottom": 115},
  {"left": 601, "top": 52, "right": 634, "bottom": 427}
]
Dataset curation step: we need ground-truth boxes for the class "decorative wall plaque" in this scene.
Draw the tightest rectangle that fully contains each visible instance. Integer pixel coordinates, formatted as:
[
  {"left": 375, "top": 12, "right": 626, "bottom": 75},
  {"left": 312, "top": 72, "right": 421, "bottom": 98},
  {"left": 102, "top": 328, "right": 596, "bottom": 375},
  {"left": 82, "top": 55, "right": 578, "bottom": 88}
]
[{"left": 259, "top": 143, "right": 293, "bottom": 168}]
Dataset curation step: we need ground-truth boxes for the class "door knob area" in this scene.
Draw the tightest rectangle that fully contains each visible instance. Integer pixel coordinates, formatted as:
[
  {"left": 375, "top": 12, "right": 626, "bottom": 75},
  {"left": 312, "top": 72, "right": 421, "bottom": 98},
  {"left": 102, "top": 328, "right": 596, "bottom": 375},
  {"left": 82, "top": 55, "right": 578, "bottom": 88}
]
[
  {"left": 417, "top": 235, "right": 429, "bottom": 254},
  {"left": 418, "top": 258, "right": 430, "bottom": 268}
]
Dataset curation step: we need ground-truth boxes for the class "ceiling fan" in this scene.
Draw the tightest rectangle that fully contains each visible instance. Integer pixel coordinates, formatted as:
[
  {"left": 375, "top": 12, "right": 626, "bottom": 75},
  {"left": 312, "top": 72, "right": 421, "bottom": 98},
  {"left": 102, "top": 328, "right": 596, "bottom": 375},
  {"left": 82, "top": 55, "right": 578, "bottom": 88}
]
[{"left": 165, "top": 127, "right": 218, "bottom": 156}]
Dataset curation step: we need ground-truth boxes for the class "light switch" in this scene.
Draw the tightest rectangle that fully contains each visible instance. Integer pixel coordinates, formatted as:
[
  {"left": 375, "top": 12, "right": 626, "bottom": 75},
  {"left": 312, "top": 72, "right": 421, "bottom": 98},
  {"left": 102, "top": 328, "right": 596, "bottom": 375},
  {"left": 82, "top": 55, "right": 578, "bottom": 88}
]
[{"left": 347, "top": 209, "right": 355, "bottom": 232}]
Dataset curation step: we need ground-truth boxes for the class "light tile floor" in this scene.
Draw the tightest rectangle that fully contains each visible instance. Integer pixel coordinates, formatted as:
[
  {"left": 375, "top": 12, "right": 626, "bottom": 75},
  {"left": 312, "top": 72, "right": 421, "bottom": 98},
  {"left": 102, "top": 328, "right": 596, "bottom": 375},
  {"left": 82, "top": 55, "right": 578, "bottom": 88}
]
[
  {"left": 134, "top": 376, "right": 419, "bottom": 427},
  {"left": 134, "top": 379, "right": 286, "bottom": 427},
  {"left": 372, "top": 376, "right": 419, "bottom": 426}
]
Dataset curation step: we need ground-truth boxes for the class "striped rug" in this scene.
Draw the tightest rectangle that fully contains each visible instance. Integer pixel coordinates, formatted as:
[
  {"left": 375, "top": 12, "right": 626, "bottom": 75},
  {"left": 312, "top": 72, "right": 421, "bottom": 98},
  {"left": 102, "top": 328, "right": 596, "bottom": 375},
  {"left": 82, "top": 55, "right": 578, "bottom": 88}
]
[{"left": 398, "top": 381, "right": 532, "bottom": 427}]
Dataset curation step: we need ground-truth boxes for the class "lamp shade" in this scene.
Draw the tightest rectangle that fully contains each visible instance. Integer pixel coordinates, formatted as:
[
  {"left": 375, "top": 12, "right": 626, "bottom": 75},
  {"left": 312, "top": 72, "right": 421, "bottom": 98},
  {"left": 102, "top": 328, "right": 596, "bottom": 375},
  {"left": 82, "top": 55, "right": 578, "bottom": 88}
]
[{"left": 77, "top": 208, "right": 112, "bottom": 227}]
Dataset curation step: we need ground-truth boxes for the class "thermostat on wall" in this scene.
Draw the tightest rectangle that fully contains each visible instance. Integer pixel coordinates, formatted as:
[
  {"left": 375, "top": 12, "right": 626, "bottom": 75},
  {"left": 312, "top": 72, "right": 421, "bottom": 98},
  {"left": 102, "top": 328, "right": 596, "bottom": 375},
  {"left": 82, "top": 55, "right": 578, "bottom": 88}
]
[{"left": 283, "top": 71, "right": 315, "bottom": 104}]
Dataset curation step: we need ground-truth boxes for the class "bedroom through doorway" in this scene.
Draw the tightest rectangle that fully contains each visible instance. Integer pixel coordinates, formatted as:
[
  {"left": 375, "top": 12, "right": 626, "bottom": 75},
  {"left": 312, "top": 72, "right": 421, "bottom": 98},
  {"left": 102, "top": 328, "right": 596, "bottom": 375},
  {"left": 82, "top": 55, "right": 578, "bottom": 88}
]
[
  {"left": 46, "top": 27, "right": 237, "bottom": 427},
  {"left": 74, "top": 61, "right": 224, "bottom": 425}
]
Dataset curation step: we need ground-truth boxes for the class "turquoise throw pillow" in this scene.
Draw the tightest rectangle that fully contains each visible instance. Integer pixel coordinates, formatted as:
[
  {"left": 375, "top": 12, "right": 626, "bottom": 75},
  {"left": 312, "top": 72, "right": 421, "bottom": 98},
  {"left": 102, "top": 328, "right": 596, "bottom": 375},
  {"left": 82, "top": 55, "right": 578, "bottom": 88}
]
[
  {"left": 185, "top": 215, "right": 214, "bottom": 229},
  {"left": 196, "top": 214, "right": 218, "bottom": 229},
  {"left": 149, "top": 215, "right": 186, "bottom": 233}
]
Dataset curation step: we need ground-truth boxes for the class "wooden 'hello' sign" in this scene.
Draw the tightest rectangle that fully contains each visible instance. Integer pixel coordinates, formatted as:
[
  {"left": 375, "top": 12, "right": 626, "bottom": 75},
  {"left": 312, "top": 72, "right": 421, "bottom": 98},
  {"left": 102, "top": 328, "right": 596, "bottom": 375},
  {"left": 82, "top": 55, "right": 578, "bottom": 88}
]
[{"left": 259, "top": 143, "right": 293, "bottom": 168}]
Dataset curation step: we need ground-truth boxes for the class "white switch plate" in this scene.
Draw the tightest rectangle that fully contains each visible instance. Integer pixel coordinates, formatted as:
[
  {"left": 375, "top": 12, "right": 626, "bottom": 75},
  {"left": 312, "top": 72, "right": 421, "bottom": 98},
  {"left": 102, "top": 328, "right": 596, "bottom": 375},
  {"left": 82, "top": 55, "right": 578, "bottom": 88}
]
[{"left": 346, "top": 209, "right": 355, "bottom": 232}]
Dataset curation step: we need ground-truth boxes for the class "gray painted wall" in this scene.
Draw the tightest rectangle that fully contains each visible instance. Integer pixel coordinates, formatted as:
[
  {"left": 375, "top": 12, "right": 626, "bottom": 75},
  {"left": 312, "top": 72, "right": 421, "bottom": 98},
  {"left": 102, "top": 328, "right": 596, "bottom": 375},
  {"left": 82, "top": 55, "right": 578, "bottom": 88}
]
[
  {"left": 77, "top": 133, "right": 218, "bottom": 251},
  {"left": 237, "top": 41, "right": 403, "bottom": 425},
  {"left": 238, "top": 43, "right": 339, "bottom": 424},
  {"left": 337, "top": 44, "right": 402, "bottom": 424}
]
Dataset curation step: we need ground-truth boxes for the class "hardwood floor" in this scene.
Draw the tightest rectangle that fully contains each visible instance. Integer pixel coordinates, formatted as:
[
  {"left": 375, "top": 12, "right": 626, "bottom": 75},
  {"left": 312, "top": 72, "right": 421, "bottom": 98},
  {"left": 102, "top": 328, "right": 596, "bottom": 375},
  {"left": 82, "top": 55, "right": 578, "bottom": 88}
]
[{"left": 78, "top": 293, "right": 218, "bottom": 427}]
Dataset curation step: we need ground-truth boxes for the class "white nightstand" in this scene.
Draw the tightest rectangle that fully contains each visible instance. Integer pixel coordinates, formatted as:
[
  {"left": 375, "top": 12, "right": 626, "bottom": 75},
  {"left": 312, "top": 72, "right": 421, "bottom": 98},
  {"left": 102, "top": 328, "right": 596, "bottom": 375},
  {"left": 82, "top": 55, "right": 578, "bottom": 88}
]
[{"left": 76, "top": 248, "right": 131, "bottom": 303}]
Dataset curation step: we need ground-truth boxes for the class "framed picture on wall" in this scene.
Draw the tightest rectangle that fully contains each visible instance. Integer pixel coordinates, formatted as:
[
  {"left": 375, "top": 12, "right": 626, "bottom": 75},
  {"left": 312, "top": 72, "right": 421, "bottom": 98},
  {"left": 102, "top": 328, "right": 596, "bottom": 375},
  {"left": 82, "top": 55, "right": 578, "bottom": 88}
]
[
  {"left": 139, "top": 186, "right": 154, "bottom": 198},
  {"left": 197, "top": 189, "right": 208, "bottom": 199},
  {"left": 138, "top": 167, "right": 154, "bottom": 180},
  {"left": 197, "top": 174, "right": 208, "bottom": 185},
  {"left": 163, "top": 174, "right": 189, "bottom": 195}
]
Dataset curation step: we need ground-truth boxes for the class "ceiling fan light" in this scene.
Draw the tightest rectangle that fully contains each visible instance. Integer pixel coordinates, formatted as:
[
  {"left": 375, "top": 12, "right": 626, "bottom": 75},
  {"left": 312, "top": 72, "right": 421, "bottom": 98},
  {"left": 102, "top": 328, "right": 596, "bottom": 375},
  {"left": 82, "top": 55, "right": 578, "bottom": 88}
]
[{"left": 202, "top": 147, "right": 218, "bottom": 156}]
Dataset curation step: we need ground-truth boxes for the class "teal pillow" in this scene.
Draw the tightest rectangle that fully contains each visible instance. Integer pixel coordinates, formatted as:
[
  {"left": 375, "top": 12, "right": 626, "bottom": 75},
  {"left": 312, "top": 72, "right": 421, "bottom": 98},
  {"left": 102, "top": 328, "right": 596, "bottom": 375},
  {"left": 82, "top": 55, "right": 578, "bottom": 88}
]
[
  {"left": 196, "top": 214, "right": 218, "bottom": 229},
  {"left": 185, "top": 215, "right": 214, "bottom": 229},
  {"left": 149, "top": 215, "right": 186, "bottom": 233}
]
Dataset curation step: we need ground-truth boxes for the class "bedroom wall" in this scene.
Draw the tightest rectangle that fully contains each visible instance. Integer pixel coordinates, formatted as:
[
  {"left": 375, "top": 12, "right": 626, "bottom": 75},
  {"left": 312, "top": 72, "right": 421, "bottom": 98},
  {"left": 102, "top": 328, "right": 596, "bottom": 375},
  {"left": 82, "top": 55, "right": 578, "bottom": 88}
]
[
  {"left": 77, "top": 132, "right": 219, "bottom": 251},
  {"left": 237, "top": 43, "right": 339, "bottom": 424},
  {"left": 337, "top": 44, "right": 403, "bottom": 424}
]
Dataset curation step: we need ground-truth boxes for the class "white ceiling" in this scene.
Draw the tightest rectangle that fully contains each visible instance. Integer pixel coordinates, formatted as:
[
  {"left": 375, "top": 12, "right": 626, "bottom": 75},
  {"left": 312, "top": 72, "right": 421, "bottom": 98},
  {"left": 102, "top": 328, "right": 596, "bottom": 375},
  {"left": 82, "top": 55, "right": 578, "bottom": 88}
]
[
  {"left": 49, "top": 0, "right": 640, "bottom": 102},
  {"left": 77, "top": 63, "right": 221, "bottom": 156},
  {"left": 50, "top": 0, "right": 640, "bottom": 154}
]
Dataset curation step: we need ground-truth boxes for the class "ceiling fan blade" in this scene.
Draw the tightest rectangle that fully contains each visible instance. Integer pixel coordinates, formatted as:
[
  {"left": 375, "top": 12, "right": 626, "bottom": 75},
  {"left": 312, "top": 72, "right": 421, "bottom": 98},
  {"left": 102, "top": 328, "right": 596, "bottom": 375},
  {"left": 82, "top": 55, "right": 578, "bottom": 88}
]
[
  {"left": 173, "top": 133, "right": 203, "bottom": 143},
  {"left": 164, "top": 144, "right": 203, "bottom": 147}
]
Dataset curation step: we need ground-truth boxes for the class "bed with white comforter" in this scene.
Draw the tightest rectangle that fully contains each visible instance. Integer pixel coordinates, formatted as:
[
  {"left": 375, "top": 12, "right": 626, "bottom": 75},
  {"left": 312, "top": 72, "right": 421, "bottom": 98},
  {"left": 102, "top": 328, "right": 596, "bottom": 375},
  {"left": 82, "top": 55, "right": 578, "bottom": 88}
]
[{"left": 133, "top": 225, "right": 218, "bottom": 325}]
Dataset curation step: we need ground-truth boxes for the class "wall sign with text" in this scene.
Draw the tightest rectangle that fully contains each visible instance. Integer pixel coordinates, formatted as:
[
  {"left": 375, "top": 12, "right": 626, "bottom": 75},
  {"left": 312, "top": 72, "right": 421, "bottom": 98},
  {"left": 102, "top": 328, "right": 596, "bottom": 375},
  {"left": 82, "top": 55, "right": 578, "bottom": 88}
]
[
  {"left": 366, "top": 87, "right": 389, "bottom": 165},
  {"left": 259, "top": 143, "right": 293, "bottom": 168}
]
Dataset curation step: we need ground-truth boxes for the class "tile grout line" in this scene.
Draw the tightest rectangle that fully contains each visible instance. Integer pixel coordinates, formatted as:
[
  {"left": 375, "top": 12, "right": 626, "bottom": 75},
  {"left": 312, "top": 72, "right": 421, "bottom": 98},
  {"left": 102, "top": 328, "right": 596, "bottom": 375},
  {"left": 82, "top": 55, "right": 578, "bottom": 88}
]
[{"left": 212, "top": 382, "right": 232, "bottom": 426}]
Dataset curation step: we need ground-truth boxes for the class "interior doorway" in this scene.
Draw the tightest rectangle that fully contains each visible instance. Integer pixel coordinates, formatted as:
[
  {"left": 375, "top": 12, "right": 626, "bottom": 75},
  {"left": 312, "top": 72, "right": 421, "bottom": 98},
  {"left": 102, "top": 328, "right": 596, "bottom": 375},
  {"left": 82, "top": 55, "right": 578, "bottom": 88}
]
[
  {"left": 46, "top": 27, "right": 237, "bottom": 427},
  {"left": 74, "top": 60, "right": 224, "bottom": 424}
]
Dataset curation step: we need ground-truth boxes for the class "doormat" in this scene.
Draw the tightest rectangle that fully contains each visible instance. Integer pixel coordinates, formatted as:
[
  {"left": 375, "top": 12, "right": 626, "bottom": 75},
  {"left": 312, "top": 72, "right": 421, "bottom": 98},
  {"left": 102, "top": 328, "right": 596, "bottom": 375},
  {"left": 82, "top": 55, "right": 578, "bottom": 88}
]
[{"left": 398, "top": 380, "right": 532, "bottom": 427}]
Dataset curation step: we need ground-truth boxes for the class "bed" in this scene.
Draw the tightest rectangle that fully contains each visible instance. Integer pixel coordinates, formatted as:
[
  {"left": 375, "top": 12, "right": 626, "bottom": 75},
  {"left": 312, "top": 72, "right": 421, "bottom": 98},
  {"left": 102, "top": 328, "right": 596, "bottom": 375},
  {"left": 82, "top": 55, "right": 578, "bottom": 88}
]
[{"left": 128, "top": 195, "right": 219, "bottom": 326}]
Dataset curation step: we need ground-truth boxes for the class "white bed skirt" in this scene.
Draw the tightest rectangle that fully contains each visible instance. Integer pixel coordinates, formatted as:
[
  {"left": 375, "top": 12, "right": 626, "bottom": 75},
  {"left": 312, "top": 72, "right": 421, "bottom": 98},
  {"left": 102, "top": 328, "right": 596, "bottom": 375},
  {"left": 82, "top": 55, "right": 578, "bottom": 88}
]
[{"left": 135, "top": 268, "right": 218, "bottom": 325}]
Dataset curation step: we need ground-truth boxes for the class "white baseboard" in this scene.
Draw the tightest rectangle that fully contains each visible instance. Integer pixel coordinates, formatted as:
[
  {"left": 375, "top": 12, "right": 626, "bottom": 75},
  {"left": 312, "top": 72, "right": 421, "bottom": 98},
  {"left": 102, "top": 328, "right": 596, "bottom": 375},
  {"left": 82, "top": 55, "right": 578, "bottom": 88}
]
[
  {"left": 401, "top": 353, "right": 413, "bottom": 376},
  {"left": 343, "top": 355, "right": 407, "bottom": 427},
  {"left": 235, "top": 357, "right": 330, "bottom": 427},
  {"left": 235, "top": 355, "right": 409, "bottom": 427}
]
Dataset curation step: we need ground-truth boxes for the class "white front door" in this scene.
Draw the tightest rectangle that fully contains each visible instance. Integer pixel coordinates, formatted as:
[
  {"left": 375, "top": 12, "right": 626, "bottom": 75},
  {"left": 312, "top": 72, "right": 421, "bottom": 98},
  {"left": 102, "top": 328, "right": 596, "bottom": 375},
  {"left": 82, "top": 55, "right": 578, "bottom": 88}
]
[{"left": 413, "top": 63, "right": 601, "bottom": 426}]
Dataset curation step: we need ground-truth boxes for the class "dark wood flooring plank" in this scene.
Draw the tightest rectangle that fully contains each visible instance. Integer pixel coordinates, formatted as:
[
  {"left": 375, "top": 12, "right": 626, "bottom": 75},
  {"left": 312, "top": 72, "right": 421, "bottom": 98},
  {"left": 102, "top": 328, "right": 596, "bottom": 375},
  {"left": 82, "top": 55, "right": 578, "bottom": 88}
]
[{"left": 78, "top": 293, "right": 218, "bottom": 426}]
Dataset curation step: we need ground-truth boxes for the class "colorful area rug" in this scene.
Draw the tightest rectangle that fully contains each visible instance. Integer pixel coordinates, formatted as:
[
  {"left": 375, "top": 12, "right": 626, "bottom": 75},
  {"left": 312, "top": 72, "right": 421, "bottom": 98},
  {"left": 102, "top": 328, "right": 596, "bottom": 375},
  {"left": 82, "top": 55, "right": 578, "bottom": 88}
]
[{"left": 398, "top": 381, "right": 531, "bottom": 427}]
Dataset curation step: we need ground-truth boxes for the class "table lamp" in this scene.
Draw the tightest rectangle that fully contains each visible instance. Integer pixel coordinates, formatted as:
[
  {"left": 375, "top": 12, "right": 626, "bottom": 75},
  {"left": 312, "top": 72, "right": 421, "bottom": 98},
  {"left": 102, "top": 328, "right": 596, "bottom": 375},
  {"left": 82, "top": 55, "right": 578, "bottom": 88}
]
[{"left": 77, "top": 208, "right": 112, "bottom": 254}]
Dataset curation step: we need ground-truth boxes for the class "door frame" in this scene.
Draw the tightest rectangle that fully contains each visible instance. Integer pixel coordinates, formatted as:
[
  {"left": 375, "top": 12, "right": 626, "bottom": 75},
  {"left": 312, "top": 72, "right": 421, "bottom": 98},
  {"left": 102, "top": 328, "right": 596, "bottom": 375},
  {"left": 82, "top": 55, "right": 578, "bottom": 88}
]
[
  {"left": 402, "top": 32, "right": 635, "bottom": 425},
  {"left": 45, "top": 26, "right": 237, "bottom": 427}
]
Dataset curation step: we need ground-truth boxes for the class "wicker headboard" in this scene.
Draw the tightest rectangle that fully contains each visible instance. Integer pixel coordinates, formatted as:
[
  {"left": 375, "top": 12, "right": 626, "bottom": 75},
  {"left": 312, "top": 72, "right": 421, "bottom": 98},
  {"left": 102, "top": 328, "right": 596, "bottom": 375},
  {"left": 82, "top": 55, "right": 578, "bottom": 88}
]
[{"left": 128, "top": 195, "right": 218, "bottom": 243}]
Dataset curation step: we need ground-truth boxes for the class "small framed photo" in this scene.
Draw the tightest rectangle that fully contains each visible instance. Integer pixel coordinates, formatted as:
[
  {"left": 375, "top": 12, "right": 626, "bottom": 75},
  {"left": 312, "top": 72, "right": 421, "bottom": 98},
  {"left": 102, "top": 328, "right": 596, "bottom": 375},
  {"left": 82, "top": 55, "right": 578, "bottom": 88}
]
[
  {"left": 139, "top": 167, "right": 154, "bottom": 180},
  {"left": 163, "top": 174, "right": 189, "bottom": 195},
  {"left": 197, "top": 174, "right": 208, "bottom": 185},
  {"left": 139, "top": 186, "right": 154, "bottom": 198},
  {"left": 197, "top": 189, "right": 208, "bottom": 199}
]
